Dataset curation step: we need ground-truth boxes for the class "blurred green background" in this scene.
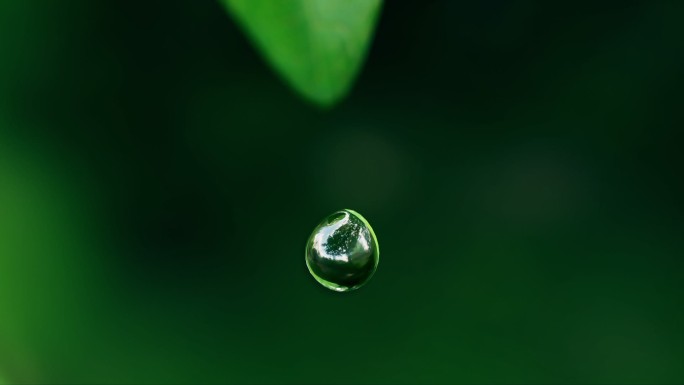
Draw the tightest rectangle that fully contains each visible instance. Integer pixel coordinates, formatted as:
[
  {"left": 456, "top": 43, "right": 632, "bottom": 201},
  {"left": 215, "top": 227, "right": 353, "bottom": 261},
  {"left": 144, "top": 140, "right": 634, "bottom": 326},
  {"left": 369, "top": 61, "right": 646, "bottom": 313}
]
[{"left": 1, "top": 1, "right": 684, "bottom": 383}]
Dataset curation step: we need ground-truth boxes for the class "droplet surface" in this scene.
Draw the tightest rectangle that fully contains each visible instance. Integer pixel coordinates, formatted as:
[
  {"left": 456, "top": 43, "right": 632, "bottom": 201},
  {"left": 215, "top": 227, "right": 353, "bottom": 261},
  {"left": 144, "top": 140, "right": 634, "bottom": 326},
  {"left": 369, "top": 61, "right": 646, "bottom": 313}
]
[{"left": 305, "top": 209, "right": 379, "bottom": 292}]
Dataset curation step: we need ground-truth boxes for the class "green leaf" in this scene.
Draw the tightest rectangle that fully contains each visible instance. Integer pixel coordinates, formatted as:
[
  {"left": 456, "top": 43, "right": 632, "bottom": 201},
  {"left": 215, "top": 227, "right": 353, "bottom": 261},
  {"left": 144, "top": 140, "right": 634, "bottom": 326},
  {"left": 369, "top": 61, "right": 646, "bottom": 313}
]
[{"left": 222, "top": 0, "right": 383, "bottom": 107}]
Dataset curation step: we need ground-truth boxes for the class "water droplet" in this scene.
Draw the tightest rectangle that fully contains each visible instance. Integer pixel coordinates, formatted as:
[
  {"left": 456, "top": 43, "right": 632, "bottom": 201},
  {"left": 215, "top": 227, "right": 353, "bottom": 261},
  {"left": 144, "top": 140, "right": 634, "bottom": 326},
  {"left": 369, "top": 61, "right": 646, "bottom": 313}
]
[{"left": 305, "top": 209, "right": 379, "bottom": 292}]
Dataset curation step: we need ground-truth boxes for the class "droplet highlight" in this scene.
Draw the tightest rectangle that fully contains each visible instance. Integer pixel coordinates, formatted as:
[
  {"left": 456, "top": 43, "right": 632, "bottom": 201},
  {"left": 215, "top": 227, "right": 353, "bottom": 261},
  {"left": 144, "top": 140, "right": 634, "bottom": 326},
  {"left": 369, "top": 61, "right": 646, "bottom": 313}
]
[{"left": 305, "top": 209, "right": 379, "bottom": 292}]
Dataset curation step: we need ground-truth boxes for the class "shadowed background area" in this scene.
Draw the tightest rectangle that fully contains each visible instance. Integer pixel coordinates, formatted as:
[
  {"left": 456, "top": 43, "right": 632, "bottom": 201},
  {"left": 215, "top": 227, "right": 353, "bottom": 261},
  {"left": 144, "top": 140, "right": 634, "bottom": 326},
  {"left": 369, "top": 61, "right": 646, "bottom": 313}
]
[{"left": 1, "top": 0, "right": 683, "bottom": 383}]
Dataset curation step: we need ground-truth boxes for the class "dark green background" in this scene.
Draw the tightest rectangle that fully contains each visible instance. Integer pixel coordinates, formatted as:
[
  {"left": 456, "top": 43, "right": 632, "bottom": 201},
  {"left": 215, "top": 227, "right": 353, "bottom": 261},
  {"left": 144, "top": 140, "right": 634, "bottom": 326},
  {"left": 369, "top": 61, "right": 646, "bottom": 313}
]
[{"left": 1, "top": 1, "right": 683, "bottom": 383}]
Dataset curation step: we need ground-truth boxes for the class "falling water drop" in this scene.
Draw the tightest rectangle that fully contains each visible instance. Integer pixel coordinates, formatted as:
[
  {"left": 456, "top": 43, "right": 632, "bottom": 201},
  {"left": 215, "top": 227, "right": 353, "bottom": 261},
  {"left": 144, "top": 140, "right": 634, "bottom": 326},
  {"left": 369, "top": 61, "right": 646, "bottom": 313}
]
[{"left": 305, "top": 209, "right": 379, "bottom": 292}]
